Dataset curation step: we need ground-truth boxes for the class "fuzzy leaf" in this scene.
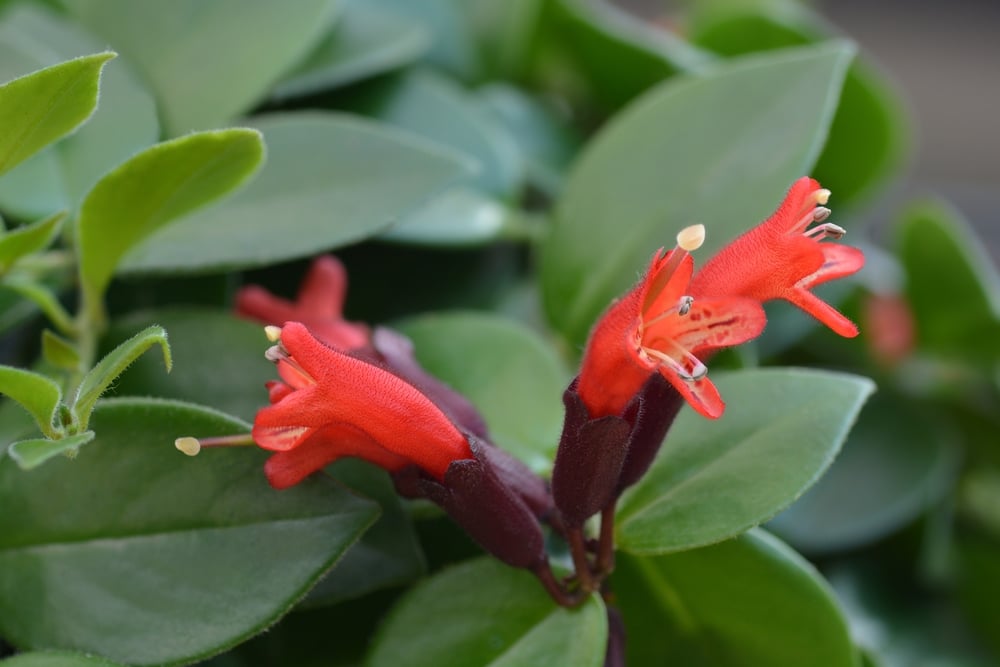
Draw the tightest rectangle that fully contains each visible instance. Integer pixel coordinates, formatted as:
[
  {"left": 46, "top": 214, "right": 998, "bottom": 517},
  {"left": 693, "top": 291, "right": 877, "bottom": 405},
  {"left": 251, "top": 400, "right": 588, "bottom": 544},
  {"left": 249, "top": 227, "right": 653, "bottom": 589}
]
[
  {"left": 7, "top": 431, "right": 95, "bottom": 470},
  {"left": 0, "top": 211, "right": 65, "bottom": 273},
  {"left": 0, "top": 365, "right": 62, "bottom": 439}
]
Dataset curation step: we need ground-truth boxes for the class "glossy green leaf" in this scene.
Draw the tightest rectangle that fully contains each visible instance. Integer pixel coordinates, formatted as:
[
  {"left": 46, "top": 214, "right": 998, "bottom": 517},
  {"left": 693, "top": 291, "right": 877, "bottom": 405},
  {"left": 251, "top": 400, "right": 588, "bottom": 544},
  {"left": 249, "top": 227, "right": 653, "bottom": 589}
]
[
  {"left": 769, "top": 394, "right": 960, "bottom": 554},
  {"left": 120, "top": 112, "right": 474, "bottom": 273},
  {"left": 690, "top": 3, "right": 907, "bottom": 205},
  {"left": 103, "top": 309, "right": 272, "bottom": 422},
  {"left": 7, "top": 431, "right": 95, "bottom": 470},
  {"left": 71, "top": 325, "right": 172, "bottom": 430},
  {"left": 0, "top": 365, "right": 62, "bottom": 439},
  {"left": 61, "top": 0, "right": 336, "bottom": 134},
  {"left": 304, "top": 459, "right": 424, "bottom": 606},
  {"left": 542, "top": 0, "right": 713, "bottom": 110},
  {"left": 0, "top": 652, "right": 126, "bottom": 667},
  {"left": 615, "top": 529, "right": 858, "bottom": 666},
  {"left": 0, "top": 52, "right": 113, "bottom": 177},
  {"left": 395, "top": 312, "right": 569, "bottom": 472},
  {"left": 542, "top": 42, "right": 853, "bottom": 346},
  {"left": 379, "top": 188, "right": 514, "bottom": 246},
  {"left": 0, "top": 5, "right": 159, "bottom": 218},
  {"left": 272, "top": 0, "right": 430, "bottom": 100},
  {"left": 897, "top": 199, "right": 1000, "bottom": 361},
  {"left": 0, "top": 211, "right": 65, "bottom": 273},
  {"left": 76, "top": 128, "right": 265, "bottom": 304},
  {"left": 616, "top": 368, "right": 874, "bottom": 554},
  {"left": 0, "top": 398, "right": 379, "bottom": 666},
  {"left": 369, "top": 558, "right": 607, "bottom": 667}
]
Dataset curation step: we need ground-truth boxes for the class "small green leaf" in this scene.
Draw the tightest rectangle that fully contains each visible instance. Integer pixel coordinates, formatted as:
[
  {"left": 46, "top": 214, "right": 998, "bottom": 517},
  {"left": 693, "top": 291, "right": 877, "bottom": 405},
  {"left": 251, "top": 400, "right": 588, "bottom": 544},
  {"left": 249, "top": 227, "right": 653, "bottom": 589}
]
[
  {"left": 542, "top": 42, "right": 853, "bottom": 346},
  {"left": 0, "top": 398, "right": 379, "bottom": 666},
  {"left": 7, "top": 431, "right": 95, "bottom": 470},
  {"left": 42, "top": 329, "right": 81, "bottom": 371},
  {"left": 76, "top": 128, "right": 265, "bottom": 306},
  {"left": 369, "top": 558, "right": 607, "bottom": 667},
  {"left": 272, "top": 0, "right": 431, "bottom": 100},
  {"left": 0, "top": 52, "right": 113, "bottom": 177},
  {"left": 120, "top": 112, "right": 474, "bottom": 273},
  {"left": 71, "top": 325, "right": 172, "bottom": 430},
  {"left": 769, "top": 393, "right": 960, "bottom": 554},
  {"left": 0, "top": 6, "right": 159, "bottom": 218},
  {"left": 0, "top": 651, "right": 127, "bottom": 667},
  {"left": 395, "top": 312, "right": 569, "bottom": 472},
  {"left": 102, "top": 309, "right": 272, "bottom": 423},
  {"left": 616, "top": 368, "right": 874, "bottom": 555},
  {"left": 614, "top": 529, "right": 858, "bottom": 666},
  {"left": 0, "top": 277, "right": 76, "bottom": 336},
  {"left": 0, "top": 211, "right": 65, "bottom": 273},
  {"left": 61, "top": 0, "right": 336, "bottom": 134},
  {"left": 0, "top": 365, "right": 62, "bottom": 439},
  {"left": 897, "top": 199, "right": 1000, "bottom": 362}
]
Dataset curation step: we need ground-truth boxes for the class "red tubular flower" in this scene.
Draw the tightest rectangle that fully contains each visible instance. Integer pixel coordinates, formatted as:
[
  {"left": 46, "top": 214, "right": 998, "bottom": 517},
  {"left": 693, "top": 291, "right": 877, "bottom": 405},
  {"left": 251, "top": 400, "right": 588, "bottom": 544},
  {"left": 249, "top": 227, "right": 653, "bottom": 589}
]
[
  {"left": 253, "top": 322, "right": 472, "bottom": 489},
  {"left": 690, "top": 176, "right": 865, "bottom": 338},
  {"left": 577, "top": 225, "right": 766, "bottom": 420},
  {"left": 236, "top": 255, "right": 371, "bottom": 351}
]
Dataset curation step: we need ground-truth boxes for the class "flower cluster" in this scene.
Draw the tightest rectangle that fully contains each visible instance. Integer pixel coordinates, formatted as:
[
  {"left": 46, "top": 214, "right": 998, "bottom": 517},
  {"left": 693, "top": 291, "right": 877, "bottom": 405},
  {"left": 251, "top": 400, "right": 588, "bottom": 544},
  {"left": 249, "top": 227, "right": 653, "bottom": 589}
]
[{"left": 179, "top": 177, "right": 862, "bottom": 608}]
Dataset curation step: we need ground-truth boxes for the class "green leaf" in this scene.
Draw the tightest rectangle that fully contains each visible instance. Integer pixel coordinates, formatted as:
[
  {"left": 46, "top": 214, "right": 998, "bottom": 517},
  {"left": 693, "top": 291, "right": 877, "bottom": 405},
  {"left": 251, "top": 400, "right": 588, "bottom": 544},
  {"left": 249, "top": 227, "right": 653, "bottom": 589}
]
[
  {"left": 460, "top": 0, "right": 543, "bottom": 80},
  {"left": 955, "top": 532, "right": 1000, "bottom": 657},
  {"left": 120, "top": 112, "right": 474, "bottom": 273},
  {"left": 614, "top": 529, "right": 858, "bottom": 666},
  {"left": 71, "top": 325, "right": 172, "bottom": 430},
  {"left": 304, "top": 459, "right": 425, "bottom": 606},
  {"left": 616, "top": 368, "right": 874, "bottom": 554},
  {"left": 0, "top": 52, "right": 113, "bottom": 177},
  {"left": 7, "top": 431, "right": 95, "bottom": 470},
  {"left": 0, "top": 6, "right": 159, "bottom": 218},
  {"left": 690, "top": 3, "right": 908, "bottom": 205},
  {"left": 61, "top": 0, "right": 336, "bottom": 134},
  {"left": 76, "top": 128, "right": 265, "bottom": 305},
  {"left": 897, "top": 199, "right": 1000, "bottom": 362},
  {"left": 0, "top": 211, "right": 65, "bottom": 273},
  {"left": 0, "top": 277, "right": 76, "bottom": 335},
  {"left": 395, "top": 312, "right": 569, "bottom": 472},
  {"left": 542, "top": 42, "right": 853, "bottom": 346},
  {"left": 0, "top": 651, "right": 126, "bottom": 667},
  {"left": 272, "top": 0, "right": 430, "bottom": 100},
  {"left": 369, "top": 0, "right": 481, "bottom": 80},
  {"left": 41, "top": 329, "right": 81, "bottom": 371},
  {"left": 368, "top": 558, "right": 607, "bottom": 667},
  {"left": 769, "top": 393, "right": 960, "bottom": 554},
  {"left": 379, "top": 188, "right": 515, "bottom": 246},
  {"left": 103, "top": 309, "right": 272, "bottom": 423},
  {"left": 542, "top": 0, "right": 714, "bottom": 110},
  {"left": 0, "top": 398, "right": 379, "bottom": 666},
  {"left": 0, "top": 365, "right": 62, "bottom": 438}
]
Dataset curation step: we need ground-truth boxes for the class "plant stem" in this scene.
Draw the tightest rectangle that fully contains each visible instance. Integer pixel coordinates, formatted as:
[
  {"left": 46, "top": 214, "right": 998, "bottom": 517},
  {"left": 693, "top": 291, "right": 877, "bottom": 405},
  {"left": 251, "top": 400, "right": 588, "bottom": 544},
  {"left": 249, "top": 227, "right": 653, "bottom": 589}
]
[
  {"left": 597, "top": 504, "right": 616, "bottom": 574},
  {"left": 567, "top": 526, "right": 597, "bottom": 593}
]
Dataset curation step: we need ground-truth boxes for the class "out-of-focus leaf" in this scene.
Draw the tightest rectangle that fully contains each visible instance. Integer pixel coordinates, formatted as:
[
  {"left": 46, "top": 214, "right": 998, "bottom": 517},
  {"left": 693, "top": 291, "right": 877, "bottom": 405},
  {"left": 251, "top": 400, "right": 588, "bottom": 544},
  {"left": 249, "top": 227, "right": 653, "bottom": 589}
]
[
  {"left": 0, "top": 211, "right": 64, "bottom": 273},
  {"left": 769, "top": 394, "right": 960, "bottom": 554},
  {"left": 369, "top": 0, "right": 481, "bottom": 80},
  {"left": 0, "top": 5, "right": 159, "bottom": 218},
  {"left": 120, "top": 112, "right": 474, "bottom": 272},
  {"left": 272, "top": 0, "right": 430, "bottom": 100},
  {"left": 76, "top": 129, "right": 264, "bottom": 305},
  {"left": 7, "top": 431, "right": 94, "bottom": 470},
  {"left": 41, "top": 329, "right": 80, "bottom": 371},
  {"left": 461, "top": 0, "right": 543, "bottom": 80},
  {"left": 615, "top": 529, "right": 858, "bottom": 666},
  {"left": 368, "top": 558, "right": 607, "bottom": 667},
  {"left": 690, "top": 2, "right": 907, "bottom": 204},
  {"left": 542, "top": 42, "right": 853, "bottom": 346},
  {"left": 955, "top": 531, "right": 1000, "bottom": 658},
  {"left": 0, "top": 652, "right": 126, "bottom": 667},
  {"left": 0, "top": 398, "right": 379, "bottom": 666},
  {"left": 616, "top": 368, "right": 874, "bottom": 554},
  {"left": 897, "top": 199, "right": 1000, "bottom": 362},
  {"left": 539, "top": 0, "right": 714, "bottom": 110},
  {"left": 0, "top": 365, "right": 62, "bottom": 439},
  {"left": 71, "top": 325, "right": 172, "bottom": 429},
  {"left": 0, "top": 52, "right": 113, "bottom": 178},
  {"left": 379, "top": 188, "right": 515, "bottom": 246},
  {"left": 61, "top": 0, "right": 336, "bottom": 134},
  {"left": 395, "top": 311, "right": 569, "bottom": 472}
]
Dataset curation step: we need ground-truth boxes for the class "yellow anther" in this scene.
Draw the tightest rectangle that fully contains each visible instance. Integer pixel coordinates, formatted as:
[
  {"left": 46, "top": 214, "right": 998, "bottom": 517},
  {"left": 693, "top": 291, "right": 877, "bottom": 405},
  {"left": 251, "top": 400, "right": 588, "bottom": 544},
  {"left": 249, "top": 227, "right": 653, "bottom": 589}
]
[
  {"left": 175, "top": 437, "right": 201, "bottom": 456},
  {"left": 677, "top": 224, "right": 705, "bottom": 252}
]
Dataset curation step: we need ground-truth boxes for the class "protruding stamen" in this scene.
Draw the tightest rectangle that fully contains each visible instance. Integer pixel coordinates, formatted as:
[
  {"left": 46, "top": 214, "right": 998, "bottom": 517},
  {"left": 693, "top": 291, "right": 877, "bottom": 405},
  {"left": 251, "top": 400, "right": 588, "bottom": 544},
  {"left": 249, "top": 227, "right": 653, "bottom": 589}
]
[
  {"left": 805, "top": 222, "right": 846, "bottom": 241},
  {"left": 264, "top": 325, "right": 282, "bottom": 342},
  {"left": 641, "top": 343, "right": 708, "bottom": 382},
  {"left": 175, "top": 433, "right": 255, "bottom": 456},
  {"left": 264, "top": 345, "right": 285, "bottom": 363},
  {"left": 813, "top": 188, "right": 831, "bottom": 206},
  {"left": 677, "top": 224, "right": 705, "bottom": 252},
  {"left": 677, "top": 295, "right": 694, "bottom": 316},
  {"left": 175, "top": 437, "right": 202, "bottom": 456},
  {"left": 813, "top": 206, "right": 832, "bottom": 222}
]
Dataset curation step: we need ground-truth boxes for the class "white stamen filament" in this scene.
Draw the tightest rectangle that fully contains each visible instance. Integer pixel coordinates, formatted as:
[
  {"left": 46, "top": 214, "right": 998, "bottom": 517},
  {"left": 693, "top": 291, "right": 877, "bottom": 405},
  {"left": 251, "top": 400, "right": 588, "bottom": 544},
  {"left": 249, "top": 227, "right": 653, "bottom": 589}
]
[
  {"left": 641, "top": 341, "right": 709, "bottom": 382},
  {"left": 805, "top": 222, "right": 846, "bottom": 241}
]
